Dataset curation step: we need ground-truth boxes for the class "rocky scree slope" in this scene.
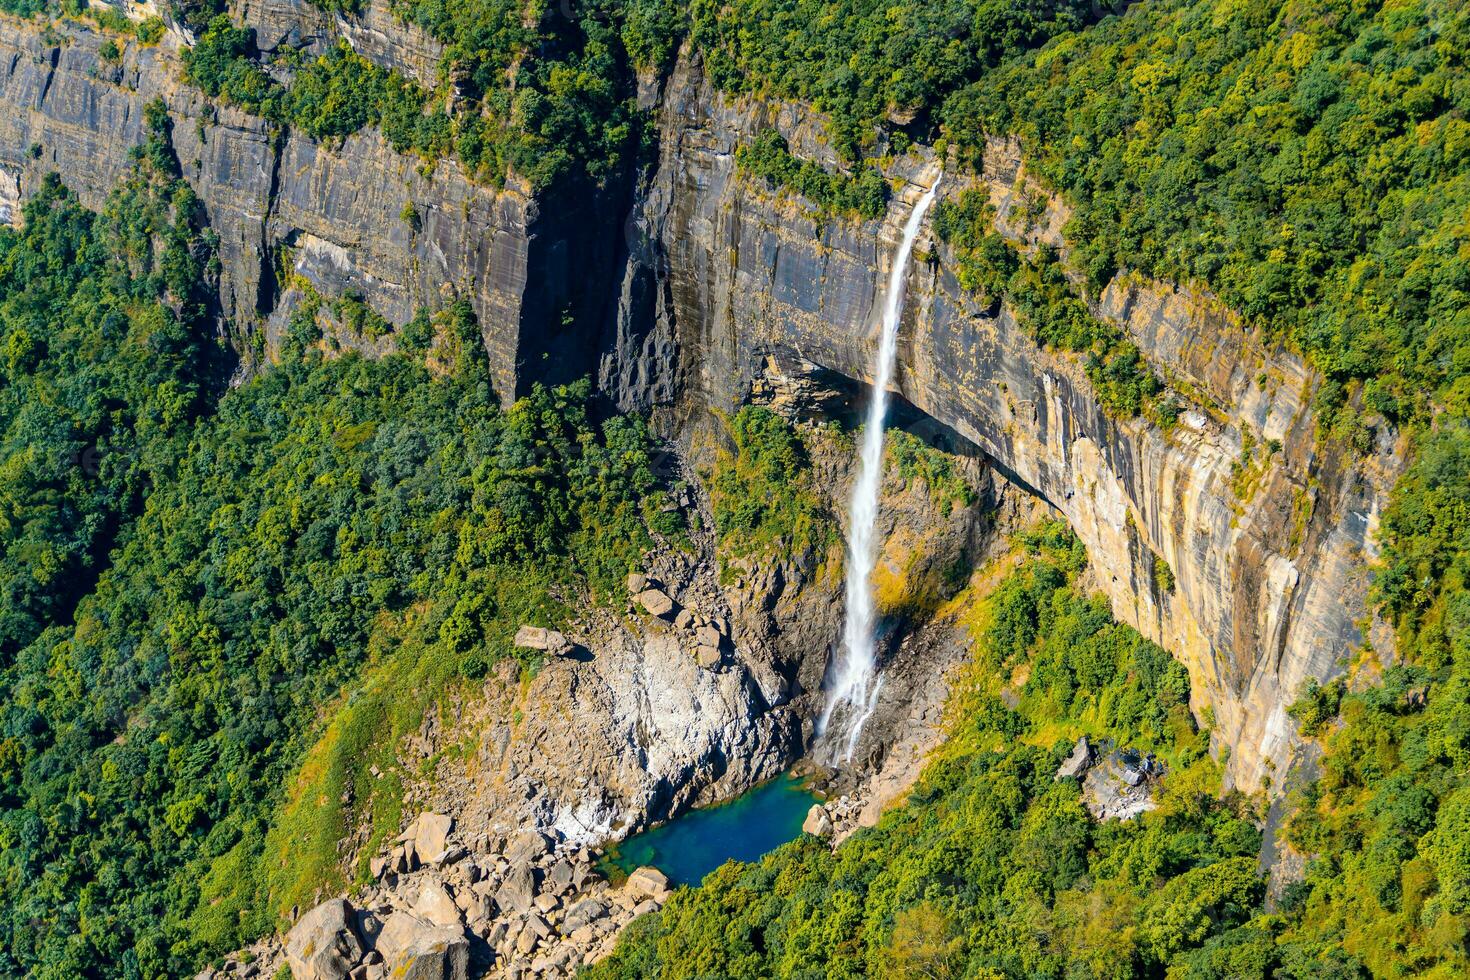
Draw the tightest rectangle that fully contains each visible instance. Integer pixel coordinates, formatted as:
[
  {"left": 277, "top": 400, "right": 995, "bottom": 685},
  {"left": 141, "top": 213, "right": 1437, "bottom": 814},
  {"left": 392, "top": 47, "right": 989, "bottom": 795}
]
[{"left": 197, "top": 418, "right": 1012, "bottom": 980}]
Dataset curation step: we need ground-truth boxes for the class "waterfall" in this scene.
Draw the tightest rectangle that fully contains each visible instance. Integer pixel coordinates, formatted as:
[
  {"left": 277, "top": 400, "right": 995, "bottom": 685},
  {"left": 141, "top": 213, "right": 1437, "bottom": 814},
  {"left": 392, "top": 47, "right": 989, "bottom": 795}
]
[{"left": 819, "top": 177, "right": 941, "bottom": 762}]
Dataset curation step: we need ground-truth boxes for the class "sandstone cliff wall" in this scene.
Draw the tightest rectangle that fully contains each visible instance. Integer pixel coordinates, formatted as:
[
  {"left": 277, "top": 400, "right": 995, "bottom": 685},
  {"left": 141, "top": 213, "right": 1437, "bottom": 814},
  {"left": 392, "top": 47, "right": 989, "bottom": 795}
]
[{"left": 619, "top": 49, "right": 1404, "bottom": 790}]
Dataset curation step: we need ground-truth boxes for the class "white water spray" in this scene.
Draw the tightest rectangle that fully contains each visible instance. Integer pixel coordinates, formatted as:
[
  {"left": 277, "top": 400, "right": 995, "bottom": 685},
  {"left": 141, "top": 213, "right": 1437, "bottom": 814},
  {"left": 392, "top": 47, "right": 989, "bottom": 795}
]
[{"left": 819, "top": 177, "right": 941, "bottom": 761}]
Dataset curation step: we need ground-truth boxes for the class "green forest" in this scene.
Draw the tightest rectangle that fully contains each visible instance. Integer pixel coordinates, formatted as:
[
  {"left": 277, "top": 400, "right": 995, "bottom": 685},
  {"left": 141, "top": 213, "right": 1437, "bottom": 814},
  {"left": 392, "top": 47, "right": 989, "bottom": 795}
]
[
  {"left": 0, "top": 114, "right": 682, "bottom": 975},
  {"left": 0, "top": 0, "right": 1464, "bottom": 976}
]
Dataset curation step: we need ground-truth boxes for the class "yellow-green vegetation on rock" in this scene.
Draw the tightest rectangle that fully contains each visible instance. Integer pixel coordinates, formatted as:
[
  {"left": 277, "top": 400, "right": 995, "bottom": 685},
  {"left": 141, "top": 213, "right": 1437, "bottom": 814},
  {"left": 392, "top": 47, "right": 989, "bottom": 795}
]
[
  {"left": 1229, "top": 431, "right": 1279, "bottom": 507},
  {"left": 869, "top": 527, "right": 957, "bottom": 621},
  {"left": 867, "top": 429, "right": 981, "bottom": 618},
  {"left": 1153, "top": 555, "right": 1176, "bottom": 595}
]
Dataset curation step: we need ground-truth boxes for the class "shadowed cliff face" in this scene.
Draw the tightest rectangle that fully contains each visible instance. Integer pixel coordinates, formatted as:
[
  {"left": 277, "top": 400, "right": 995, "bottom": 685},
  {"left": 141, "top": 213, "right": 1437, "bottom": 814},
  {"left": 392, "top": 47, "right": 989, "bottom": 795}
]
[
  {"left": 0, "top": 14, "right": 622, "bottom": 400},
  {"left": 612, "top": 49, "right": 1404, "bottom": 791}
]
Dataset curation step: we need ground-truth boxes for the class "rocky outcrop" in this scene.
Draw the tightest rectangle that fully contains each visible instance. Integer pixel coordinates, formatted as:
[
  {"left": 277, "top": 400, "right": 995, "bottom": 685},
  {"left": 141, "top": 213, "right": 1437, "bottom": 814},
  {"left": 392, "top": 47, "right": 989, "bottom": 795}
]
[
  {"left": 283, "top": 899, "right": 364, "bottom": 980},
  {"left": 618, "top": 46, "right": 1402, "bottom": 791},
  {"left": 214, "top": 815, "right": 679, "bottom": 980},
  {"left": 1081, "top": 747, "right": 1165, "bottom": 822}
]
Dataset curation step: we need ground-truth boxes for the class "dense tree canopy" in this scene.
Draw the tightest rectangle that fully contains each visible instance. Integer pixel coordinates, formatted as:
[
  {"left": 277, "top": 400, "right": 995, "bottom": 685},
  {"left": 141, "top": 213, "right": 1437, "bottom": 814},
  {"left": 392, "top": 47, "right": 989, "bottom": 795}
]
[{"left": 0, "top": 121, "right": 682, "bottom": 975}]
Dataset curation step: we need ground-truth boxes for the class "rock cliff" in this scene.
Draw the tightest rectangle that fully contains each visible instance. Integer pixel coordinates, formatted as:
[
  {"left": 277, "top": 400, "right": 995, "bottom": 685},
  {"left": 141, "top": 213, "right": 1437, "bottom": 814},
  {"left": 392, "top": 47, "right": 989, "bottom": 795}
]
[
  {"left": 0, "top": 10, "right": 1400, "bottom": 794},
  {"left": 616, "top": 48, "right": 1403, "bottom": 790},
  {"left": 0, "top": 12, "right": 621, "bottom": 399}
]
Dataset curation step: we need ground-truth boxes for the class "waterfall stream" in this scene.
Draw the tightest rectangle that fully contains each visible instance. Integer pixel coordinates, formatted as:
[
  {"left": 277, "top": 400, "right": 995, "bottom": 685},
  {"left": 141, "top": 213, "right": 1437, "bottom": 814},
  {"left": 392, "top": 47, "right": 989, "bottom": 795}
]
[{"left": 819, "top": 178, "right": 941, "bottom": 762}]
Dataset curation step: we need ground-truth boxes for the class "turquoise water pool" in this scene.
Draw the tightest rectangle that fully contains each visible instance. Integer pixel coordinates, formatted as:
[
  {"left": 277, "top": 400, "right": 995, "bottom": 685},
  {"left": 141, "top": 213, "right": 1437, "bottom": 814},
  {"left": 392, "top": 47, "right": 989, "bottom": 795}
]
[{"left": 601, "top": 775, "right": 818, "bottom": 887}]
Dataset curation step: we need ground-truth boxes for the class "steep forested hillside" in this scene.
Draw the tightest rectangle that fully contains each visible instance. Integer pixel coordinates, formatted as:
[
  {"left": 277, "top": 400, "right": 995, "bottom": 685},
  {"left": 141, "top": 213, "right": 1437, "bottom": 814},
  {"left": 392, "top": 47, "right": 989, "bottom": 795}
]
[{"left": 0, "top": 115, "right": 682, "bottom": 976}]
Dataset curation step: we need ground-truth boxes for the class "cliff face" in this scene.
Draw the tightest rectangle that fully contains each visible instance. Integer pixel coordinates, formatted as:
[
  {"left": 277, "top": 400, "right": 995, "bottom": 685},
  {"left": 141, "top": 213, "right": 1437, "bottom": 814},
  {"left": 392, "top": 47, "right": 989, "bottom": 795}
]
[
  {"left": 0, "top": 13, "right": 620, "bottom": 399},
  {"left": 0, "top": 9, "right": 1401, "bottom": 790},
  {"left": 616, "top": 50, "right": 1403, "bottom": 790}
]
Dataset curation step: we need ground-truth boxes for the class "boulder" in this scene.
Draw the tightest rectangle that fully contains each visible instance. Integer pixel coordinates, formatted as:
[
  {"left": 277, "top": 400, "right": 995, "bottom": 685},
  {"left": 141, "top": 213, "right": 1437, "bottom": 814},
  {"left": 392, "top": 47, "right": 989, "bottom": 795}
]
[
  {"left": 284, "top": 898, "right": 364, "bottom": 980},
  {"left": 561, "top": 898, "right": 607, "bottom": 934},
  {"left": 623, "top": 866, "right": 670, "bottom": 903},
  {"left": 694, "top": 625, "right": 722, "bottom": 649},
  {"left": 695, "top": 645, "right": 722, "bottom": 669},
  {"left": 496, "top": 863, "right": 538, "bottom": 914},
  {"left": 1055, "top": 736, "right": 1093, "bottom": 781},
  {"left": 526, "top": 912, "right": 553, "bottom": 939},
  {"left": 801, "top": 804, "right": 832, "bottom": 837},
  {"left": 546, "top": 859, "right": 574, "bottom": 895},
  {"left": 626, "top": 572, "right": 648, "bottom": 594},
  {"left": 413, "top": 877, "right": 462, "bottom": 929},
  {"left": 375, "top": 911, "right": 469, "bottom": 980},
  {"left": 514, "top": 625, "right": 571, "bottom": 655},
  {"left": 636, "top": 588, "right": 675, "bottom": 617},
  {"left": 505, "top": 830, "right": 552, "bottom": 867},
  {"left": 401, "top": 812, "right": 453, "bottom": 865}
]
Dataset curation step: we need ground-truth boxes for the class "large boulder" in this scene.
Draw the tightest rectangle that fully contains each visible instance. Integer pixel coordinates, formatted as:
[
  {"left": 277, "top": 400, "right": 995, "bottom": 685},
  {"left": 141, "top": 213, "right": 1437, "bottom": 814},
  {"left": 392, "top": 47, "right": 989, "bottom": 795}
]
[
  {"left": 514, "top": 625, "right": 572, "bottom": 655},
  {"left": 401, "top": 812, "right": 454, "bottom": 865},
  {"left": 1055, "top": 736, "right": 1093, "bottom": 781},
  {"left": 504, "top": 829, "right": 551, "bottom": 867},
  {"left": 561, "top": 898, "right": 607, "bottom": 934},
  {"left": 636, "top": 588, "right": 675, "bottom": 617},
  {"left": 413, "top": 876, "right": 462, "bottom": 929},
  {"left": 495, "top": 862, "right": 538, "bottom": 914},
  {"left": 284, "top": 898, "right": 364, "bottom": 980},
  {"left": 623, "top": 866, "right": 670, "bottom": 903},
  {"left": 375, "top": 911, "right": 469, "bottom": 980},
  {"left": 801, "top": 803, "right": 832, "bottom": 837}
]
